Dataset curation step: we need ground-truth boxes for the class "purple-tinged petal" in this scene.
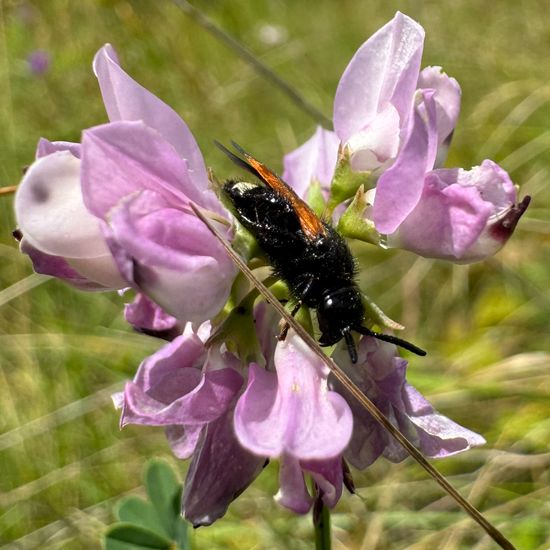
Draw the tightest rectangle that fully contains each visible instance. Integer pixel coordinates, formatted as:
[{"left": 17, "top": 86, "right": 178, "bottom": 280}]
[
  {"left": 36, "top": 138, "right": 81, "bottom": 159},
  {"left": 253, "top": 301, "right": 280, "bottom": 371},
  {"left": 93, "top": 44, "right": 209, "bottom": 191},
  {"left": 123, "top": 366, "right": 242, "bottom": 427},
  {"left": 302, "top": 456, "right": 343, "bottom": 509},
  {"left": 373, "top": 89, "right": 438, "bottom": 234},
  {"left": 19, "top": 238, "right": 108, "bottom": 290},
  {"left": 334, "top": 338, "right": 485, "bottom": 468},
  {"left": 345, "top": 104, "right": 401, "bottom": 171},
  {"left": 15, "top": 152, "right": 109, "bottom": 258},
  {"left": 64, "top": 254, "right": 127, "bottom": 289},
  {"left": 125, "top": 293, "right": 180, "bottom": 334},
  {"left": 388, "top": 161, "right": 527, "bottom": 261},
  {"left": 81, "top": 121, "right": 221, "bottom": 219},
  {"left": 235, "top": 332, "right": 353, "bottom": 460},
  {"left": 282, "top": 127, "right": 340, "bottom": 198},
  {"left": 403, "top": 384, "right": 486, "bottom": 457},
  {"left": 334, "top": 12, "right": 424, "bottom": 143},
  {"left": 165, "top": 424, "right": 204, "bottom": 460},
  {"left": 275, "top": 454, "right": 312, "bottom": 514},
  {"left": 418, "top": 66, "right": 461, "bottom": 152},
  {"left": 106, "top": 190, "right": 236, "bottom": 323},
  {"left": 182, "top": 406, "right": 266, "bottom": 526},
  {"left": 132, "top": 328, "right": 206, "bottom": 393}
]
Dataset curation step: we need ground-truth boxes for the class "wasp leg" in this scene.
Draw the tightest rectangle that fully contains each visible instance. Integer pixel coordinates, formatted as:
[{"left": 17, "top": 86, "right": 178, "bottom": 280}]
[{"left": 343, "top": 329, "right": 358, "bottom": 364}]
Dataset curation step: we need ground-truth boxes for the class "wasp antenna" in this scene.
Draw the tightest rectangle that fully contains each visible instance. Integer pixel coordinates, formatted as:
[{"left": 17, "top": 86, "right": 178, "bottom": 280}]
[
  {"left": 214, "top": 140, "right": 258, "bottom": 178},
  {"left": 354, "top": 326, "right": 427, "bottom": 357}
]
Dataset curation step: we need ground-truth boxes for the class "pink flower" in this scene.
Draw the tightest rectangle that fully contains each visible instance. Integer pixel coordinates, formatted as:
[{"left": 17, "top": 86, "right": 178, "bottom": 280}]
[
  {"left": 332, "top": 337, "right": 485, "bottom": 469},
  {"left": 14, "top": 44, "right": 237, "bottom": 323},
  {"left": 15, "top": 145, "right": 126, "bottom": 290},
  {"left": 114, "top": 322, "right": 266, "bottom": 526},
  {"left": 282, "top": 12, "right": 528, "bottom": 262},
  {"left": 373, "top": 92, "right": 530, "bottom": 261}
]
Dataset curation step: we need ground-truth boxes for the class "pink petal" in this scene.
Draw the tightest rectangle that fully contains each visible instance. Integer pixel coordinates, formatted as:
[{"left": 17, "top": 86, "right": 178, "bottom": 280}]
[
  {"left": 418, "top": 66, "right": 461, "bottom": 149},
  {"left": 334, "top": 12, "right": 424, "bottom": 143},
  {"left": 302, "top": 456, "right": 343, "bottom": 509},
  {"left": 107, "top": 190, "right": 236, "bottom": 323},
  {"left": 81, "top": 121, "right": 220, "bottom": 219},
  {"left": 182, "top": 407, "right": 265, "bottom": 526},
  {"left": 36, "top": 138, "right": 81, "bottom": 159},
  {"left": 166, "top": 424, "right": 204, "bottom": 459},
  {"left": 282, "top": 126, "right": 340, "bottom": 198},
  {"left": 64, "top": 254, "right": 126, "bottom": 289},
  {"left": 93, "top": 44, "right": 209, "bottom": 190},
  {"left": 275, "top": 455, "right": 312, "bottom": 514},
  {"left": 345, "top": 104, "right": 401, "bottom": 171},
  {"left": 132, "top": 330, "right": 206, "bottom": 393},
  {"left": 403, "top": 384, "right": 486, "bottom": 457},
  {"left": 388, "top": 161, "right": 518, "bottom": 260},
  {"left": 123, "top": 368, "right": 242, "bottom": 427},
  {"left": 373, "top": 89, "right": 438, "bottom": 234},
  {"left": 234, "top": 333, "right": 353, "bottom": 460},
  {"left": 125, "top": 293, "right": 179, "bottom": 333}
]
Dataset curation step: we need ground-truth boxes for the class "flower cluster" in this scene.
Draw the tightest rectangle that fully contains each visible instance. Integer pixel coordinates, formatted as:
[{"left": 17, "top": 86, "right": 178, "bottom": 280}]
[{"left": 13, "top": 13, "right": 528, "bottom": 526}]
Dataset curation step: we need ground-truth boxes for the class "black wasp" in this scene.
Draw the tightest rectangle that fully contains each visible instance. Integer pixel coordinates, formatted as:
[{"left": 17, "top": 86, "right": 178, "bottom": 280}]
[{"left": 216, "top": 141, "right": 426, "bottom": 363}]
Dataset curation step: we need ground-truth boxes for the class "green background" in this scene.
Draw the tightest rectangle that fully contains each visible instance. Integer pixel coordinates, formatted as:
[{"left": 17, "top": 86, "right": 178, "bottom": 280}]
[{"left": 0, "top": 1, "right": 549, "bottom": 548}]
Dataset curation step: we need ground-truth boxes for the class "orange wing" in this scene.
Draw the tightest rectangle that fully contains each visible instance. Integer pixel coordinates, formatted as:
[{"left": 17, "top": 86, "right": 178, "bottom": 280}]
[{"left": 218, "top": 141, "right": 326, "bottom": 240}]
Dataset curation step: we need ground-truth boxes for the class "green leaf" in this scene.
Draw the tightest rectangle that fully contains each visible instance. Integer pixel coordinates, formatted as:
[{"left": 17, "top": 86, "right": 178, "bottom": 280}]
[
  {"left": 172, "top": 516, "right": 189, "bottom": 550},
  {"left": 145, "top": 460, "right": 182, "bottom": 539},
  {"left": 104, "top": 523, "right": 173, "bottom": 550},
  {"left": 116, "top": 496, "right": 164, "bottom": 537}
]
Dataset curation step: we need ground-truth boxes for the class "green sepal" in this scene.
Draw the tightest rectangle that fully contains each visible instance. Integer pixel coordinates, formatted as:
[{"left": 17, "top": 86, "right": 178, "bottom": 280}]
[
  {"left": 326, "top": 152, "right": 373, "bottom": 215},
  {"left": 268, "top": 279, "right": 291, "bottom": 302},
  {"left": 337, "top": 186, "right": 381, "bottom": 245},
  {"left": 362, "top": 293, "right": 405, "bottom": 332},
  {"left": 306, "top": 180, "right": 327, "bottom": 218},
  {"left": 229, "top": 221, "right": 259, "bottom": 263},
  {"left": 294, "top": 304, "right": 314, "bottom": 336},
  {"left": 207, "top": 290, "right": 261, "bottom": 365}
]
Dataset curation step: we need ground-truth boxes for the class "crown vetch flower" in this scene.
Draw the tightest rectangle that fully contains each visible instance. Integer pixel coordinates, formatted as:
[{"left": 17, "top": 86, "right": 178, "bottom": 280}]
[
  {"left": 282, "top": 12, "right": 528, "bottom": 262},
  {"left": 15, "top": 146, "right": 126, "bottom": 290},
  {"left": 233, "top": 329, "right": 353, "bottom": 513},
  {"left": 374, "top": 92, "right": 531, "bottom": 261},
  {"left": 114, "top": 322, "right": 266, "bottom": 526},
  {"left": 333, "top": 337, "right": 485, "bottom": 469},
  {"left": 14, "top": 44, "right": 237, "bottom": 324},
  {"left": 283, "top": 12, "right": 460, "bottom": 197}
]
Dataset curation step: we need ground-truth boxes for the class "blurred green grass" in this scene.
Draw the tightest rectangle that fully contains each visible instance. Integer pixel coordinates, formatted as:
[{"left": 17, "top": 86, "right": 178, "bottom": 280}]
[{"left": 1, "top": 1, "right": 549, "bottom": 548}]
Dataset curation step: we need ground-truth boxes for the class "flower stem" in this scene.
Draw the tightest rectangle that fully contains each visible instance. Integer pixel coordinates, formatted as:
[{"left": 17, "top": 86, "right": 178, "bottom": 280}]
[{"left": 313, "top": 500, "right": 331, "bottom": 550}]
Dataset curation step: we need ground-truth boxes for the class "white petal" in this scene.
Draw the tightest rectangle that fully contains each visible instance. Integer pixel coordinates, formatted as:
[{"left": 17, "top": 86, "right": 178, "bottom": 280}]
[
  {"left": 15, "top": 152, "right": 110, "bottom": 258},
  {"left": 66, "top": 254, "right": 126, "bottom": 289}
]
